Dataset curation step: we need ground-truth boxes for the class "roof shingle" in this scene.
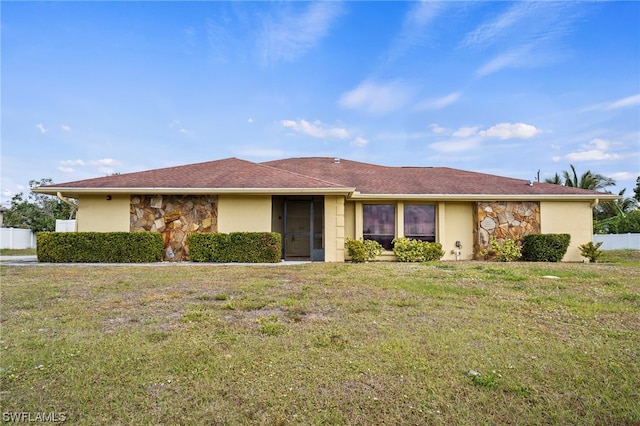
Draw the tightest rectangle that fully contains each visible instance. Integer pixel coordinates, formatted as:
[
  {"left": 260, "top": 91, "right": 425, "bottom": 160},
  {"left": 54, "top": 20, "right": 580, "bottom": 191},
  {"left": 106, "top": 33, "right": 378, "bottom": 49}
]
[
  {"left": 263, "top": 157, "right": 609, "bottom": 196},
  {"left": 37, "top": 156, "right": 614, "bottom": 199}
]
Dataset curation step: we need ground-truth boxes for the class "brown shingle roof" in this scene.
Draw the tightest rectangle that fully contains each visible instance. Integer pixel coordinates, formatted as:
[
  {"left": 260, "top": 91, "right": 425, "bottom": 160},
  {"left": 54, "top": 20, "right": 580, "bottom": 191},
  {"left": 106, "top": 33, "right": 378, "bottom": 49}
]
[
  {"left": 37, "top": 156, "right": 614, "bottom": 199},
  {"left": 263, "top": 157, "right": 613, "bottom": 197},
  {"left": 43, "top": 158, "right": 348, "bottom": 191}
]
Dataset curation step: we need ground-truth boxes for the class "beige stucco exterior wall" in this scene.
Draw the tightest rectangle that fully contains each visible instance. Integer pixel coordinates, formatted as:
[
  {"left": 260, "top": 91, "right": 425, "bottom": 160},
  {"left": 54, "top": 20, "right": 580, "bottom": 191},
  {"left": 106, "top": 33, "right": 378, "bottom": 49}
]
[
  {"left": 324, "top": 195, "right": 346, "bottom": 262},
  {"left": 217, "top": 195, "right": 272, "bottom": 233},
  {"left": 540, "top": 201, "right": 592, "bottom": 262},
  {"left": 76, "top": 194, "right": 130, "bottom": 232},
  {"left": 439, "top": 202, "right": 474, "bottom": 261},
  {"left": 344, "top": 200, "right": 356, "bottom": 240}
]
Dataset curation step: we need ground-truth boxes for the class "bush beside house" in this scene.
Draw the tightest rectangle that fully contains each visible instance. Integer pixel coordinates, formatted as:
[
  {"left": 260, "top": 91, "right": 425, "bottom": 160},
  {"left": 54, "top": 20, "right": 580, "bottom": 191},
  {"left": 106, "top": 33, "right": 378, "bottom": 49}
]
[
  {"left": 521, "top": 234, "right": 571, "bottom": 262},
  {"left": 188, "top": 232, "right": 282, "bottom": 263},
  {"left": 392, "top": 237, "right": 444, "bottom": 262},
  {"left": 37, "top": 232, "right": 163, "bottom": 263}
]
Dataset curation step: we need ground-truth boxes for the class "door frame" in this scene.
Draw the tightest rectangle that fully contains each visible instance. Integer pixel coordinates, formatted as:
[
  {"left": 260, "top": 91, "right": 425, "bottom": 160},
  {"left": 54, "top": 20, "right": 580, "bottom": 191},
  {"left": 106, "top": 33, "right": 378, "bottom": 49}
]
[{"left": 280, "top": 197, "right": 324, "bottom": 261}]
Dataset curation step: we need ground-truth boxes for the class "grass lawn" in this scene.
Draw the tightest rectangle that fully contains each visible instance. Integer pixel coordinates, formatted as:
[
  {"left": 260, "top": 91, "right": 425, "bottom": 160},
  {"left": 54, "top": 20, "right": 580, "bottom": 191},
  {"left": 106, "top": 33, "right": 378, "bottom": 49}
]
[
  {"left": 1, "top": 254, "right": 639, "bottom": 425},
  {"left": 0, "top": 248, "right": 37, "bottom": 256}
]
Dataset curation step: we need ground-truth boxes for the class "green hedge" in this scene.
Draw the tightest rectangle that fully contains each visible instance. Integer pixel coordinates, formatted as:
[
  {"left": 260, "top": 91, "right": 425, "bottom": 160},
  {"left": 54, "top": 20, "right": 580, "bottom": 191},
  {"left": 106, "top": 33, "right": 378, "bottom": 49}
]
[
  {"left": 392, "top": 237, "right": 444, "bottom": 262},
  {"left": 521, "top": 234, "right": 571, "bottom": 262},
  {"left": 37, "top": 232, "right": 163, "bottom": 263},
  {"left": 188, "top": 232, "right": 282, "bottom": 263},
  {"left": 344, "top": 237, "right": 384, "bottom": 263}
]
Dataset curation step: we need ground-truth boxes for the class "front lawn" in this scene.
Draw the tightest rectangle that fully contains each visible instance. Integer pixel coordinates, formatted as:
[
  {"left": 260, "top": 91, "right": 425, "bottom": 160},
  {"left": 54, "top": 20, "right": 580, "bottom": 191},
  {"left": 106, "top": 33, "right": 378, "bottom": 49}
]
[{"left": 1, "top": 259, "right": 638, "bottom": 425}]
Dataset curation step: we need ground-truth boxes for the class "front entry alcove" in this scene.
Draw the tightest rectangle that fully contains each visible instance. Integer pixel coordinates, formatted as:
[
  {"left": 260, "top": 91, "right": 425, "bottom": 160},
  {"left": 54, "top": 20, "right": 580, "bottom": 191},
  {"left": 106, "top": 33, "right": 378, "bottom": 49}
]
[{"left": 272, "top": 196, "right": 324, "bottom": 261}]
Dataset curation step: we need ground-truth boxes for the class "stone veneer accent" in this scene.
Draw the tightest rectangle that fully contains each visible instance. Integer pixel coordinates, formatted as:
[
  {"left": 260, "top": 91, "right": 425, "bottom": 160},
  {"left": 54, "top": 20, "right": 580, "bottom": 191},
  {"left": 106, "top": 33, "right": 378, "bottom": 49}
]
[
  {"left": 130, "top": 195, "right": 217, "bottom": 261},
  {"left": 474, "top": 201, "right": 540, "bottom": 258}
]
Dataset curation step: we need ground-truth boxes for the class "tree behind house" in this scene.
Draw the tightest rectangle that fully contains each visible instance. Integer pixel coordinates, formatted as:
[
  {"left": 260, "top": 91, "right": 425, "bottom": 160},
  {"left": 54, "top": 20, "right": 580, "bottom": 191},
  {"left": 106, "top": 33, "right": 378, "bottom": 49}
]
[{"left": 3, "top": 179, "right": 75, "bottom": 232}]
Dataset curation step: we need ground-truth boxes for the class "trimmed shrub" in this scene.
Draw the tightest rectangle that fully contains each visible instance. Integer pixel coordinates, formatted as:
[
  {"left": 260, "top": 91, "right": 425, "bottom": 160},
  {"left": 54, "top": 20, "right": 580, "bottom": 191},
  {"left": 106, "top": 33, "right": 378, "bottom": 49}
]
[
  {"left": 392, "top": 237, "right": 444, "bottom": 262},
  {"left": 345, "top": 237, "right": 384, "bottom": 262},
  {"left": 489, "top": 236, "right": 522, "bottom": 262},
  {"left": 37, "top": 232, "right": 163, "bottom": 263},
  {"left": 578, "top": 241, "right": 603, "bottom": 263},
  {"left": 188, "top": 232, "right": 282, "bottom": 263},
  {"left": 521, "top": 234, "right": 571, "bottom": 262},
  {"left": 188, "top": 233, "right": 231, "bottom": 262}
]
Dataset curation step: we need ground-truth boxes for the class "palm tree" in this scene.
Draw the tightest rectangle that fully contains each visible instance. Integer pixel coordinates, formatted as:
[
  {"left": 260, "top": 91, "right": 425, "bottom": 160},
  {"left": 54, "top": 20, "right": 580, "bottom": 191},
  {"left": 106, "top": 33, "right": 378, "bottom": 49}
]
[
  {"left": 545, "top": 173, "right": 563, "bottom": 185},
  {"left": 594, "top": 188, "right": 638, "bottom": 220},
  {"left": 545, "top": 164, "right": 615, "bottom": 191}
]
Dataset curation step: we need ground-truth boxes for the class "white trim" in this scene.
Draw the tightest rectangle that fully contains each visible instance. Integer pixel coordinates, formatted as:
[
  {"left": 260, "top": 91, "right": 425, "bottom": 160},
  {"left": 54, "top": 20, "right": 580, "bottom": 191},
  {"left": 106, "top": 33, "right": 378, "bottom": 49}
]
[
  {"left": 35, "top": 187, "right": 356, "bottom": 196},
  {"left": 34, "top": 187, "right": 616, "bottom": 201},
  {"left": 348, "top": 193, "right": 617, "bottom": 201}
]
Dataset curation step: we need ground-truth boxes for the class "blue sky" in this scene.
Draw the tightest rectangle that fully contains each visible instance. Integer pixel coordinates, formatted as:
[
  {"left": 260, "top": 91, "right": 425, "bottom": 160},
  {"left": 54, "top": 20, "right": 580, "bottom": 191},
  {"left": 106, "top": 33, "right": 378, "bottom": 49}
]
[{"left": 2, "top": 1, "right": 639, "bottom": 205}]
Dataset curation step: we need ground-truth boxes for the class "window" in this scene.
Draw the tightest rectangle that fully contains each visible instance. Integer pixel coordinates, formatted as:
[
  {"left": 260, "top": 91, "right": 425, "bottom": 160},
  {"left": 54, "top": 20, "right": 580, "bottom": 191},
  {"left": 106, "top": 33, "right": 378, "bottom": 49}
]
[
  {"left": 404, "top": 204, "right": 435, "bottom": 242},
  {"left": 363, "top": 204, "right": 395, "bottom": 250}
]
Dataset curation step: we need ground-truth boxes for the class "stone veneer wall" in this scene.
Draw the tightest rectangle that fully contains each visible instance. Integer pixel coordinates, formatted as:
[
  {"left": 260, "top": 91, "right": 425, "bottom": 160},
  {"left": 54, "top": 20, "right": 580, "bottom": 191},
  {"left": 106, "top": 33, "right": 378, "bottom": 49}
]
[
  {"left": 474, "top": 201, "right": 540, "bottom": 258},
  {"left": 130, "top": 195, "right": 217, "bottom": 261}
]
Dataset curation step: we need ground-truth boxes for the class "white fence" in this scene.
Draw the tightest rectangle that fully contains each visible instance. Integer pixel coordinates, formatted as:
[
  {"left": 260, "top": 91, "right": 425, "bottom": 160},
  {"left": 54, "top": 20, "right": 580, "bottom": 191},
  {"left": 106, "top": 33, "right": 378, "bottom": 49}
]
[
  {"left": 56, "top": 220, "right": 77, "bottom": 232},
  {"left": 593, "top": 233, "right": 640, "bottom": 250},
  {"left": 0, "top": 228, "right": 36, "bottom": 249},
  {"left": 0, "top": 220, "right": 76, "bottom": 250}
]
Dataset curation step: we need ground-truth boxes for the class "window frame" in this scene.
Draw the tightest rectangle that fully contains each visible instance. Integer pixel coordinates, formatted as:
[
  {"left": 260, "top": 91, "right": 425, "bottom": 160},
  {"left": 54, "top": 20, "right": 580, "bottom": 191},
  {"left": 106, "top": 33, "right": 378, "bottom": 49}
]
[
  {"left": 362, "top": 204, "right": 396, "bottom": 250},
  {"left": 403, "top": 204, "right": 436, "bottom": 242}
]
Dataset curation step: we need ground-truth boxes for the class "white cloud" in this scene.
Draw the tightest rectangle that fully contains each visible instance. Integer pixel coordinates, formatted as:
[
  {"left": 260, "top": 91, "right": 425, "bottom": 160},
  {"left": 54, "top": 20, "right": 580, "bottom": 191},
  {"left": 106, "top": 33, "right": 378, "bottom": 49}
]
[
  {"left": 582, "top": 94, "right": 640, "bottom": 112},
  {"left": 339, "top": 80, "right": 413, "bottom": 115},
  {"left": 604, "top": 94, "right": 640, "bottom": 110},
  {"left": 608, "top": 172, "right": 637, "bottom": 181},
  {"left": 376, "top": 131, "right": 431, "bottom": 141},
  {"left": 453, "top": 126, "right": 479, "bottom": 138},
  {"left": 248, "top": 118, "right": 254, "bottom": 124},
  {"left": 60, "top": 125, "right": 72, "bottom": 132},
  {"left": 2, "top": 189, "right": 12, "bottom": 198},
  {"left": 259, "top": 2, "right": 343, "bottom": 65},
  {"left": 567, "top": 151, "right": 622, "bottom": 161},
  {"left": 90, "top": 158, "right": 121, "bottom": 167},
  {"left": 58, "top": 158, "right": 121, "bottom": 175},
  {"left": 207, "top": 15, "right": 233, "bottom": 62},
  {"left": 415, "top": 92, "right": 461, "bottom": 110},
  {"left": 430, "top": 124, "right": 446, "bottom": 134},
  {"left": 476, "top": 45, "right": 534, "bottom": 77},
  {"left": 384, "top": 1, "right": 443, "bottom": 63},
  {"left": 461, "top": 2, "right": 535, "bottom": 48},
  {"left": 565, "top": 138, "right": 622, "bottom": 162},
  {"left": 430, "top": 137, "right": 482, "bottom": 153},
  {"left": 281, "top": 119, "right": 350, "bottom": 140},
  {"left": 466, "top": 2, "right": 580, "bottom": 77},
  {"left": 169, "top": 120, "right": 189, "bottom": 134},
  {"left": 60, "top": 159, "right": 85, "bottom": 166},
  {"left": 351, "top": 136, "right": 368, "bottom": 147},
  {"left": 428, "top": 122, "right": 540, "bottom": 153},
  {"left": 35, "top": 123, "right": 47, "bottom": 134},
  {"left": 552, "top": 156, "right": 561, "bottom": 162},
  {"left": 479, "top": 122, "right": 541, "bottom": 140}
]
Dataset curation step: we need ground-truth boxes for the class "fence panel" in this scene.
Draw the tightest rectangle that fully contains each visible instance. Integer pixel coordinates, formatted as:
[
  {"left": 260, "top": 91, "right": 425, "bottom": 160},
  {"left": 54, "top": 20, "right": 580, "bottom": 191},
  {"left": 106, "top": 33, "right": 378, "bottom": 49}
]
[
  {"left": 0, "top": 228, "right": 36, "bottom": 249},
  {"left": 593, "top": 233, "right": 640, "bottom": 250},
  {"left": 55, "top": 220, "right": 76, "bottom": 232}
]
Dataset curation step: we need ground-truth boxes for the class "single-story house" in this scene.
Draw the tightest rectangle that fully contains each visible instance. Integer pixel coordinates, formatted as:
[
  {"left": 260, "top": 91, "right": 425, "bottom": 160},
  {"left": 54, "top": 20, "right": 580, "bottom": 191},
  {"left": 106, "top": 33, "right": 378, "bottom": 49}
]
[{"left": 34, "top": 157, "right": 618, "bottom": 262}]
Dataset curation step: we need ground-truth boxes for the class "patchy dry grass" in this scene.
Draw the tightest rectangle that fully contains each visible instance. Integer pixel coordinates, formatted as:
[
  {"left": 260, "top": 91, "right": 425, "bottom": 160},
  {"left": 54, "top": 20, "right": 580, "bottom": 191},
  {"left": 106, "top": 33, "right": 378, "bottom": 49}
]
[
  {"left": 1, "top": 257, "right": 639, "bottom": 425},
  {"left": 0, "top": 248, "right": 37, "bottom": 256}
]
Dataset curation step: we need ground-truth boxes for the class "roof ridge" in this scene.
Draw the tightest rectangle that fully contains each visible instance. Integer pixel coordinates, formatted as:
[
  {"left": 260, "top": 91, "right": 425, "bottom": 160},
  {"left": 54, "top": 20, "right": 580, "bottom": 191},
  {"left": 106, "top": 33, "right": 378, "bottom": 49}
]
[{"left": 250, "top": 160, "right": 350, "bottom": 188}]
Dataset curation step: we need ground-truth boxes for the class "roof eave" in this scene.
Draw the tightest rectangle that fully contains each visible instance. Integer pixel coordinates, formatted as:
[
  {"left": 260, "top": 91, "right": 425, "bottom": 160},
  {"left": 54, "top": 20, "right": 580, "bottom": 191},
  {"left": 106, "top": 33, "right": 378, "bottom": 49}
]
[
  {"left": 33, "top": 187, "right": 356, "bottom": 196},
  {"left": 348, "top": 193, "right": 619, "bottom": 201}
]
